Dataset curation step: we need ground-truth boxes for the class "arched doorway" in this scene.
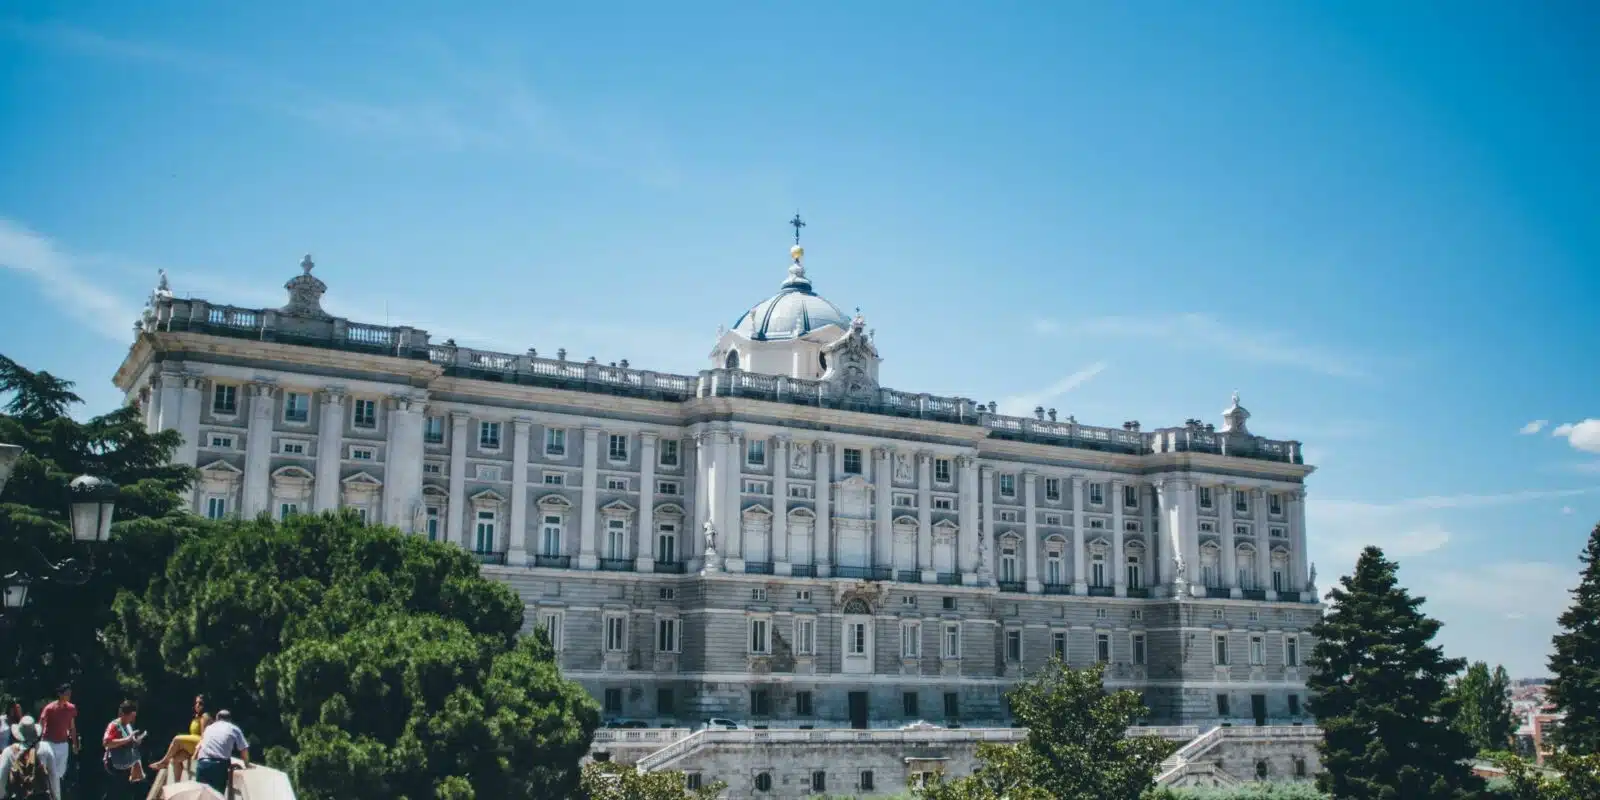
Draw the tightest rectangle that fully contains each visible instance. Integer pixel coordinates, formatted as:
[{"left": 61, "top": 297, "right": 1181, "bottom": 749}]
[{"left": 842, "top": 597, "right": 874, "bottom": 676}]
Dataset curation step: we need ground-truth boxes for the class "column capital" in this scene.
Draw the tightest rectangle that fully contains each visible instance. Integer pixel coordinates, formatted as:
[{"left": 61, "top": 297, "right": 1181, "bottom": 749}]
[
  {"left": 181, "top": 376, "right": 206, "bottom": 391},
  {"left": 872, "top": 446, "right": 889, "bottom": 460},
  {"left": 1069, "top": 473, "right": 1085, "bottom": 486},
  {"left": 639, "top": 430, "right": 660, "bottom": 444},
  {"left": 449, "top": 409, "right": 471, "bottom": 422},
  {"left": 247, "top": 382, "right": 278, "bottom": 398},
  {"left": 1022, "top": 470, "right": 1038, "bottom": 484},
  {"left": 1289, "top": 487, "right": 1306, "bottom": 500},
  {"left": 1110, "top": 476, "right": 1127, "bottom": 488},
  {"left": 979, "top": 465, "right": 994, "bottom": 479},
  {"left": 814, "top": 439, "right": 832, "bottom": 454},
  {"left": 512, "top": 416, "right": 533, "bottom": 431},
  {"left": 1251, "top": 486, "right": 1268, "bottom": 499},
  {"left": 391, "top": 395, "right": 427, "bottom": 414},
  {"left": 772, "top": 433, "right": 790, "bottom": 446},
  {"left": 916, "top": 450, "right": 934, "bottom": 464},
  {"left": 321, "top": 388, "right": 347, "bottom": 405},
  {"left": 955, "top": 454, "right": 974, "bottom": 468},
  {"left": 583, "top": 424, "right": 603, "bottom": 438}
]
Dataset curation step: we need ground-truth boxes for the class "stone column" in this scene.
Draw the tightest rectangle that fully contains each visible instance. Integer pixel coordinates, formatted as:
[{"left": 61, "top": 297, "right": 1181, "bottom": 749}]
[
  {"left": 176, "top": 376, "right": 203, "bottom": 468},
  {"left": 1157, "top": 480, "right": 1180, "bottom": 596},
  {"left": 384, "top": 396, "right": 426, "bottom": 532},
  {"left": 917, "top": 452, "right": 934, "bottom": 583},
  {"left": 692, "top": 433, "right": 711, "bottom": 555},
  {"left": 241, "top": 383, "right": 276, "bottom": 518},
  {"left": 874, "top": 447, "right": 892, "bottom": 572},
  {"left": 957, "top": 456, "right": 978, "bottom": 582},
  {"left": 155, "top": 370, "right": 183, "bottom": 440},
  {"left": 1253, "top": 487, "right": 1273, "bottom": 600},
  {"left": 1289, "top": 488, "right": 1307, "bottom": 592},
  {"left": 1144, "top": 484, "right": 1161, "bottom": 586},
  {"left": 1180, "top": 480, "right": 1201, "bottom": 598},
  {"left": 978, "top": 466, "right": 996, "bottom": 586},
  {"left": 637, "top": 432, "right": 658, "bottom": 572},
  {"left": 815, "top": 440, "right": 833, "bottom": 577},
  {"left": 773, "top": 436, "right": 791, "bottom": 575},
  {"left": 579, "top": 426, "right": 601, "bottom": 569},
  {"left": 723, "top": 431, "right": 745, "bottom": 571},
  {"left": 1111, "top": 479, "right": 1126, "bottom": 597},
  {"left": 1070, "top": 475, "right": 1087, "bottom": 593},
  {"left": 509, "top": 418, "right": 532, "bottom": 564},
  {"left": 1220, "top": 484, "right": 1239, "bottom": 597},
  {"left": 1022, "top": 472, "right": 1040, "bottom": 592},
  {"left": 447, "top": 411, "right": 469, "bottom": 548},
  {"left": 314, "top": 391, "right": 346, "bottom": 512}
]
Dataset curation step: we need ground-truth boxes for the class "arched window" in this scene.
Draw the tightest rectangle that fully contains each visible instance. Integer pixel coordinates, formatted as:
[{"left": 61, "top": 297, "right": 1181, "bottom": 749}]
[
  {"left": 755, "top": 772, "right": 772, "bottom": 791},
  {"left": 1256, "top": 760, "right": 1269, "bottom": 780},
  {"left": 725, "top": 349, "right": 741, "bottom": 370},
  {"left": 843, "top": 598, "right": 871, "bottom": 615}
]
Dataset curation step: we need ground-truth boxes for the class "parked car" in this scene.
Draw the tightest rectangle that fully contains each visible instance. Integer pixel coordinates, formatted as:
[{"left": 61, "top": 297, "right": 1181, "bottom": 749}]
[
  {"left": 604, "top": 719, "right": 652, "bottom": 729},
  {"left": 703, "top": 718, "right": 743, "bottom": 730}
]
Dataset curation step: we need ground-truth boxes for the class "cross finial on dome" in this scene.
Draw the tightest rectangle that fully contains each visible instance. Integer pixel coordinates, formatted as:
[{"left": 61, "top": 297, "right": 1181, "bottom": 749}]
[
  {"left": 789, "top": 212, "right": 806, "bottom": 245},
  {"left": 301, "top": 254, "right": 315, "bottom": 274}
]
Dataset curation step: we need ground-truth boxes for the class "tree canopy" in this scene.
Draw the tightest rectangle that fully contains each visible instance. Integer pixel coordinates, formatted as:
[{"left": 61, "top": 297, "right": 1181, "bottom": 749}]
[
  {"left": 107, "top": 511, "right": 600, "bottom": 800},
  {"left": 1451, "top": 661, "right": 1516, "bottom": 755},
  {"left": 1548, "top": 522, "right": 1600, "bottom": 754},
  {"left": 915, "top": 660, "right": 1173, "bottom": 800},
  {"left": 1306, "top": 546, "right": 1482, "bottom": 799},
  {"left": 579, "top": 760, "right": 725, "bottom": 800}
]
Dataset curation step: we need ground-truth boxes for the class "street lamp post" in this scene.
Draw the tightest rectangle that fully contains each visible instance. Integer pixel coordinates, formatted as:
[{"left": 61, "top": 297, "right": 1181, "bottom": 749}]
[{"left": 0, "top": 461, "right": 117, "bottom": 627}]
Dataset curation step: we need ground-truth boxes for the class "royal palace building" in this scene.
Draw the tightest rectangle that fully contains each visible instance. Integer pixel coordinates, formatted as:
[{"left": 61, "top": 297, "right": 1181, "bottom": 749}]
[{"left": 113, "top": 238, "right": 1321, "bottom": 730}]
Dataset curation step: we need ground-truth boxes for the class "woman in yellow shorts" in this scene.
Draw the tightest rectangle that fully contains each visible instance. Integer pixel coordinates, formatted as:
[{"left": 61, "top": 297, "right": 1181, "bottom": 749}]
[{"left": 148, "top": 695, "right": 211, "bottom": 781}]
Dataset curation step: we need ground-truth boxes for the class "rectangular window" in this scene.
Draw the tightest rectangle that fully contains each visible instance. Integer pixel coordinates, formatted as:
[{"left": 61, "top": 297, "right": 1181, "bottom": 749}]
[
  {"left": 1132, "top": 634, "right": 1147, "bottom": 665},
  {"left": 424, "top": 415, "right": 444, "bottom": 443},
  {"left": 1250, "top": 635, "right": 1265, "bottom": 666},
  {"left": 1044, "top": 477, "right": 1061, "bottom": 502},
  {"left": 540, "top": 515, "right": 563, "bottom": 555},
  {"left": 605, "top": 519, "right": 627, "bottom": 559},
  {"left": 211, "top": 384, "right": 237, "bottom": 415},
  {"left": 1288, "top": 694, "right": 1301, "bottom": 716},
  {"left": 657, "top": 688, "right": 675, "bottom": 715},
  {"left": 902, "top": 622, "right": 921, "bottom": 658},
  {"left": 657, "top": 480, "right": 680, "bottom": 496},
  {"left": 749, "top": 618, "right": 770, "bottom": 654},
  {"left": 998, "top": 474, "right": 1016, "bottom": 498},
  {"left": 658, "top": 439, "right": 679, "bottom": 466},
  {"left": 1217, "top": 694, "right": 1231, "bottom": 716},
  {"left": 860, "top": 771, "right": 874, "bottom": 791},
  {"left": 796, "top": 589, "right": 811, "bottom": 601},
  {"left": 942, "top": 596, "right": 956, "bottom": 611},
  {"left": 543, "top": 472, "right": 565, "bottom": 486},
  {"left": 1089, "top": 482, "right": 1105, "bottom": 505},
  {"left": 796, "top": 618, "right": 815, "bottom": 655},
  {"left": 205, "top": 497, "right": 227, "bottom": 520},
  {"left": 842, "top": 447, "right": 863, "bottom": 475},
  {"left": 474, "top": 510, "right": 497, "bottom": 553},
  {"left": 903, "top": 692, "right": 919, "bottom": 717},
  {"left": 750, "top": 689, "right": 771, "bottom": 716},
  {"left": 849, "top": 622, "right": 867, "bottom": 655},
  {"left": 998, "top": 509, "right": 1019, "bottom": 522},
  {"left": 1199, "top": 521, "right": 1215, "bottom": 533},
  {"left": 752, "top": 588, "right": 767, "bottom": 601},
  {"left": 1045, "top": 513, "right": 1063, "bottom": 526},
  {"left": 479, "top": 421, "right": 501, "bottom": 450},
  {"left": 606, "top": 476, "right": 628, "bottom": 491},
  {"left": 1270, "top": 526, "right": 1286, "bottom": 538},
  {"left": 933, "top": 497, "right": 954, "bottom": 510},
  {"left": 747, "top": 439, "right": 766, "bottom": 466},
  {"left": 544, "top": 428, "right": 566, "bottom": 457},
  {"left": 539, "top": 611, "right": 563, "bottom": 651},
  {"left": 796, "top": 691, "right": 813, "bottom": 716},
  {"left": 423, "top": 461, "right": 443, "bottom": 475},
  {"left": 352, "top": 399, "right": 377, "bottom": 429},
  {"left": 1214, "top": 635, "right": 1229, "bottom": 665},
  {"left": 208, "top": 434, "right": 234, "bottom": 449},
  {"left": 811, "top": 771, "right": 826, "bottom": 793},
  {"left": 656, "top": 618, "right": 678, "bottom": 652},
  {"left": 608, "top": 434, "right": 628, "bottom": 462},
  {"left": 789, "top": 484, "right": 813, "bottom": 499},
  {"left": 1052, "top": 631, "right": 1066, "bottom": 661},
  {"left": 1236, "top": 492, "right": 1249, "bottom": 513},
  {"left": 658, "top": 587, "right": 676, "bottom": 600},
  {"left": 1096, "top": 632, "right": 1111, "bottom": 663},
  {"left": 1286, "top": 636, "right": 1299, "bottom": 667},
  {"left": 604, "top": 616, "right": 627, "bottom": 652},
  {"left": 424, "top": 505, "right": 441, "bottom": 541},
  {"left": 1124, "top": 484, "right": 1139, "bottom": 508},
  {"left": 944, "top": 692, "right": 959, "bottom": 719},
  {"left": 1270, "top": 493, "right": 1283, "bottom": 515},
  {"left": 279, "top": 502, "right": 298, "bottom": 520},
  {"left": 894, "top": 493, "right": 915, "bottom": 507},
  {"left": 1005, "top": 630, "right": 1021, "bottom": 662},
  {"left": 476, "top": 465, "right": 501, "bottom": 481},
  {"left": 280, "top": 440, "right": 307, "bottom": 455},
  {"left": 603, "top": 688, "right": 622, "bottom": 715},
  {"left": 349, "top": 446, "right": 375, "bottom": 461},
  {"left": 685, "top": 774, "right": 701, "bottom": 792},
  {"left": 1235, "top": 524, "right": 1251, "bottom": 537},
  {"left": 283, "top": 392, "right": 309, "bottom": 423},
  {"left": 934, "top": 458, "right": 951, "bottom": 483},
  {"left": 741, "top": 479, "right": 770, "bottom": 495}
]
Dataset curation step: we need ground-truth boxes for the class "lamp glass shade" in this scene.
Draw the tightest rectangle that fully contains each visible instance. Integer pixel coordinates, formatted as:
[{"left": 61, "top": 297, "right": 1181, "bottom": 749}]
[
  {"left": 68, "top": 475, "right": 117, "bottom": 542},
  {"left": 1, "top": 573, "right": 29, "bottom": 610}
]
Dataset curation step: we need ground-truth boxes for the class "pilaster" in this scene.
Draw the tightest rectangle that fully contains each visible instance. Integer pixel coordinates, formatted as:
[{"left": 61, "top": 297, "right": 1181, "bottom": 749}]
[
  {"left": 916, "top": 451, "right": 934, "bottom": 583},
  {"left": 176, "top": 376, "right": 204, "bottom": 468},
  {"left": 1022, "top": 471, "right": 1040, "bottom": 593},
  {"left": 723, "top": 430, "right": 744, "bottom": 572},
  {"left": 384, "top": 396, "right": 426, "bottom": 532},
  {"left": 873, "top": 446, "right": 892, "bottom": 570},
  {"left": 1220, "top": 483, "right": 1239, "bottom": 597},
  {"left": 314, "top": 390, "right": 346, "bottom": 513},
  {"left": 957, "top": 456, "right": 977, "bottom": 583},
  {"left": 1070, "top": 474, "right": 1087, "bottom": 594},
  {"left": 509, "top": 417, "right": 532, "bottom": 564},
  {"left": 579, "top": 425, "right": 601, "bottom": 569},
  {"left": 156, "top": 370, "right": 183, "bottom": 441},
  {"left": 815, "top": 440, "right": 833, "bottom": 577},
  {"left": 241, "top": 383, "right": 276, "bottom": 518},
  {"left": 1111, "top": 478, "right": 1126, "bottom": 597},
  {"left": 975, "top": 465, "right": 995, "bottom": 586},
  {"left": 446, "top": 411, "right": 469, "bottom": 548},
  {"left": 1253, "top": 487, "right": 1274, "bottom": 600},
  {"left": 636, "top": 432, "right": 658, "bottom": 572},
  {"left": 772, "top": 436, "right": 791, "bottom": 575},
  {"left": 1289, "top": 487, "right": 1307, "bottom": 592}
]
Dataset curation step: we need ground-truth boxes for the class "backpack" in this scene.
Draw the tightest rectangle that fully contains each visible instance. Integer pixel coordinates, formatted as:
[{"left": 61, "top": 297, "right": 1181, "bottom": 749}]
[
  {"left": 5, "top": 744, "right": 46, "bottom": 798},
  {"left": 104, "top": 721, "right": 141, "bottom": 773}
]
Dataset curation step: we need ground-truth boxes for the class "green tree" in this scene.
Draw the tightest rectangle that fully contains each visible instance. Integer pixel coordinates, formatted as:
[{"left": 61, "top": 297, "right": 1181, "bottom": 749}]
[
  {"left": 1307, "top": 546, "right": 1483, "bottom": 799},
  {"left": 107, "top": 511, "right": 600, "bottom": 800},
  {"left": 915, "top": 660, "right": 1173, "bottom": 800},
  {"left": 1451, "top": 661, "right": 1517, "bottom": 754},
  {"left": 579, "top": 760, "right": 726, "bottom": 800},
  {"left": 1548, "top": 522, "right": 1600, "bottom": 754},
  {"left": 1142, "top": 785, "right": 1328, "bottom": 799}
]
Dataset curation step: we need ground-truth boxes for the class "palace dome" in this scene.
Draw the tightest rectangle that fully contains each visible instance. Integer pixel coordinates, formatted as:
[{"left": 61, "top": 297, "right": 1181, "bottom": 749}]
[{"left": 730, "top": 245, "right": 852, "bottom": 341}]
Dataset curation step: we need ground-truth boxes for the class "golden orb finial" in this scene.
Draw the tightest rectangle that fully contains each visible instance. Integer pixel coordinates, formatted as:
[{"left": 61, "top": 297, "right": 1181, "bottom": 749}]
[{"left": 790, "top": 244, "right": 804, "bottom": 262}]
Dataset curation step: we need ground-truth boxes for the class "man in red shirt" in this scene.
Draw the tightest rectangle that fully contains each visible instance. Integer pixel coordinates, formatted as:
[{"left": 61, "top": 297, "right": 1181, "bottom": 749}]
[{"left": 37, "top": 684, "right": 77, "bottom": 799}]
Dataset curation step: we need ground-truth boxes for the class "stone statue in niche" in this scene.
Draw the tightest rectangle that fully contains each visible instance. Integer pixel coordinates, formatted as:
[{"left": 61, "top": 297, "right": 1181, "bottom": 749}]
[
  {"left": 792, "top": 443, "right": 811, "bottom": 473},
  {"left": 894, "top": 452, "right": 912, "bottom": 483},
  {"left": 699, "top": 520, "right": 721, "bottom": 575}
]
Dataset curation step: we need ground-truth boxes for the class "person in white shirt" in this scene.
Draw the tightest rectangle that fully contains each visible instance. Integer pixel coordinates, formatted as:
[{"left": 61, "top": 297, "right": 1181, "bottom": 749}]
[
  {"left": 0, "top": 716, "right": 56, "bottom": 800},
  {"left": 193, "top": 710, "right": 248, "bottom": 794}
]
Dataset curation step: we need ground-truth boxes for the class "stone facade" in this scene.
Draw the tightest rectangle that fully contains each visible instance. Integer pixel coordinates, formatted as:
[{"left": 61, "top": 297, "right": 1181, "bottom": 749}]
[{"left": 113, "top": 244, "right": 1321, "bottom": 730}]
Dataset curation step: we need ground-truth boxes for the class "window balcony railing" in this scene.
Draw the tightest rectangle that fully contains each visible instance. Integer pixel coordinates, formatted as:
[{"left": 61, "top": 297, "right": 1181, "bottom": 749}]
[
  {"left": 534, "top": 554, "right": 571, "bottom": 569},
  {"left": 790, "top": 564, "right": 816, "bottom": 577},
  {"left": 653, "top": 561, "right": 686, "bottom": 574},
  {"left": 598, "top": 558, "right": 635, "bottom": 572},
  {"left": 997, "top": 581, "right": 1026, "bottom": 593},
  {"left": 897, "top": 570, "right": 923, "bottom": 583},
  {"left": 1242, "top": 589, "right": 1268, "bottom": 601},
  {"left": 1125, "top": 587, "right": 1150, "bottom": 599},
  {"left": 473, "top": 551, "right": 507, "bottom": 566},
  {"left": 935, "top": 572, "right": 961, "bottom": 586},
  {"left": 1278, "top": 590, "right": 1302, "bottom": 603},
  {"left": 1042, "top": 583, "right": 1073, "bottom": 595},
  {"left": 1087, "top": 585, "right": 1115, "bottom": 597},
  {"left": 834, "top": 566, "right": 893, "bottom": 581},
  {"left": 744, "top": 561, "right": 775, "bottom": 575},
  {"left": 1205, "top": 587, "right": 1231, "bottom": 599}
]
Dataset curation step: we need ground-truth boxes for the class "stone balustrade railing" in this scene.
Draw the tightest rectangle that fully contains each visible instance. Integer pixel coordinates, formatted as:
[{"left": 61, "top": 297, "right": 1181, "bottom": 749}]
[{"left": 142, "top": 295, "right": 1302, "bottom": 464}]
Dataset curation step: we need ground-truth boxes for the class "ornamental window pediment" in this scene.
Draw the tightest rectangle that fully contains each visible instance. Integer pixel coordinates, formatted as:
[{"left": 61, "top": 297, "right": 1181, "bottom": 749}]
[
  {"left": 892, "top": 514, "right": 918, "bottom": 529},
  {"left": 470, "top": 489, "right": 506, "bottom": 508},
  {"left": 655, "top": 502, "right": 686, "bottom": 518},
  {"left": 742, "top": 503, "right": 774, "bottom": 519},
  {"left": 600, "top": 499, "right": 636, "bottom": 518},
  {"left": 537, "top": 494, "right": 572, "bottom": 510},
  {"left": 1087, "top": 536, "right": 1111, "bottom": 554},
  {"left": 787, "top": 507, "right": 816, "bottom": 521}
]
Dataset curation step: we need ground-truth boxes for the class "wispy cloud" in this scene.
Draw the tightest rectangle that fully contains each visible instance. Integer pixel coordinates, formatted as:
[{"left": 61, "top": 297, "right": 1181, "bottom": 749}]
[
  {"left": 1414, "top": 560, "right": 1576, "bottom": 677},
  {"left": 1521, "top": 419, "right": 1549, "bottom": 435},
  {"left": 1563, "top": 506, "right": 1575, "bottom": 515},
  {"left": 998, "top": 362, "right": 1107, "bottom": 416},
  {"left": 0, "top": 219, "right": 141, "bottom": 342},
  {"left": 1319, "top": 487, "right": 1600, "bottom": 516},
  {"left": 1553, "top": 420, "right": 1600, "bottom": 454},
  {"left": 1035, "top": 313, "right": 1368, "bottom": 379}
]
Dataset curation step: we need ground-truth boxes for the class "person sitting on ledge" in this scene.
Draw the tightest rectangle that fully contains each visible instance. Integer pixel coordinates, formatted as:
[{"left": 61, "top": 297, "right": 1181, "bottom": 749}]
[
  {"left": 146, "top": 695, "right": 211, "bottom": 782},
  {"left": 192, "top": 709, "right": 248, "bottom": 795}
]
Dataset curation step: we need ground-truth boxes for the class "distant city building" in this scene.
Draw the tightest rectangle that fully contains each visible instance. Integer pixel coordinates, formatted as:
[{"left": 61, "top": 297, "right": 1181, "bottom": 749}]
[{"left": 115, "top": 233, "right": 1320, "bottom": 731}]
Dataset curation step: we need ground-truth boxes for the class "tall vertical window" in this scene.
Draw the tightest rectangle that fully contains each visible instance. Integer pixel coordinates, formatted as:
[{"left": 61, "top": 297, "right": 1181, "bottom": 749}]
[
  {"left": 1235, "top": 491, "right": 1250, "bottom": 513},
  {"left": 749, "top": 618, "right": 771, "bottom": 654},
  {"left": 606, "top": 518, "right": 627, "bottom": 559},
  {"left": 849, "top": 621, "right": 867, "bottom": 655},
  {"left": 1273, "top": 566, "right": 1285, "bottom": 592},
  {"left": 352, "top": 399, "right": 377, "bottom": 429},
  {"left": 479, "top": 421, "right": 501, "bottom": 450},
  {"left": 747, "top": 439, "right": 766, "bottom": 466},
  {"left": 842, "top": 448, "right": 863, "bottom": 475},
  {"left": 423, "top": 415, "right": 444, "bottom": 443},
  {"left": 474, "top": 510, "right": 497, "bottom": 553},
  {"left": 1214, "top": 635, "right": 1229, "bottom": 665},
  {"left": 608, "top": 434, "right": 629, "bottom": 462},
  {"left": 1269, "top": 493, "right": 1283, "bottom": 515},
  {"left": 657, "top": 618, "right": 679, "bottom": 652},
  {"left": 283, "top": 392, "right": 309, "bottom": 423},
  {"left": 796, "top": 691, "right": 813, "bottom": 716},
  {"left": 545, "top": 427, "right": 566, "bottom": 456},
  {"left": 903, "top": 692, "right": 919, "bottom": 717},
  {"left": 1091, "top": 553, "right": 1107, "bottom": 587},
  {"left": 1124, "top": 484, "right": 1139, "bottom": 508},
  {"left": 211, "top": 384, "right": 237, "bottom": 414},
  {"left": 278, "top": 502, "right": 298, "bottom": 520},
  {"left": 795, "top": 618, "right": 815, "bottom": 655},
  {"left": 1285, "top": 636, "right": 1300, "bottom": 667},
  {"left": 604, "top": 616, "right": 627, "bottom": 652},
  {"left": 1044, "top": 477, "right": 1061, "bottom": 502},
  {"left": 1250, "top": 635, "right": 1265, "bottom": 666},
  {"left": 1096, "top": 632, "right": 1111, "bottom": 663},
  {"left": 901, "top": 622, "right": 921, "bottom": 658},
  {"left": 934, "top": 458, "right": 951, "bottom": 483},
  {"left": 657, "top": 523, "right": 677, "bottom": 563},
  {"left": 1132, "top": 634, "right": 1147, "bottom": 665},
  {"left": 424, "top": 505, "right": 441, "bottom": 542},
  {"left": 658, "top": 439, "right": 679, "bottom": 466},
  {"left": 1052, "top": 631, "right": 1066, "bottom": 661},
  {"left": 539, "top": 611, "right": 563, "bottom": 651},
  {"left": 1126, "top": 555, "right": 1143, "bottom": 589},
  {"left": 1000, "top": 544, "right": 1018, "bottom": 583},
  {"left": 1198, "top": 486, "right": 1214, "bottom": 509},
  {"left": 540, "top": 515, "right": 563, "bottom": 555},
  {"left": 943, "top": 623, "right": 960, "bottom": 658},
  {"left": 1089, "top": 482, "right": 1105, "bottom": 505},
  {"left": 998, "top": 474, "right": 1016, "bottom": 498},
  {"left": 944, "top": 692, "right": 959, "bottom": 719},
  {"left": 205, "top": 497, "right": 227, "bottom": 520},
  {"left": 1045, "top": 550, "right": 1064, "bottom": 586}
]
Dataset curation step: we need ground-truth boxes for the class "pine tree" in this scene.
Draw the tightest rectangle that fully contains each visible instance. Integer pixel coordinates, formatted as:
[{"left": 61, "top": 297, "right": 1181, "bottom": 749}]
[
  {"left": 1451, "top": 661, "right": 1516, "bottom": 754},
  {"left": 1549, "top": 522, "right": 1600, "bottom": 753},
  {"left": 1307, "top": 546, "right": 1483, "bottom": 799}
]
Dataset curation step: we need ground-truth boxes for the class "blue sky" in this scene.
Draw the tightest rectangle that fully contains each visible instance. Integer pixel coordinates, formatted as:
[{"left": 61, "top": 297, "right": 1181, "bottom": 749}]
[{"left": 2, "top": 1, "right": 1597, "bottom": 677}]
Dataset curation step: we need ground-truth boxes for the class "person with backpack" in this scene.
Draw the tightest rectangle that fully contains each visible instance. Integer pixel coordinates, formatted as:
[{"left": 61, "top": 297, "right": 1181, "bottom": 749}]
[
  {"left": 99, "top": 701, "right": 146, "bottom": 800},
  {"left": 0, "top": 716, "right": 56, "bottom": 799}
]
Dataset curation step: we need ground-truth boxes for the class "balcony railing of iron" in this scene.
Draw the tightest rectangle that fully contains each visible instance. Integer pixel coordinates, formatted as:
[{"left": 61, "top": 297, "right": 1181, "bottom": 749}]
[
  {"left": 897, "top": 570, "right": 923, "bottom": 583},
  {"left": 790, "top": 564, "right": 816, "bottom": 577},
  {"left": 834, "top": 565, "right": 893, "bottom": 581},
  {"left": 473, "top": 551, "right": 507, "bottom": 566},
  {"left": 1125, "top": 587, "right": 1151, "bottom": 598},
  {"left": 534, "top": 554, "right": 572, "bottom": 569},
  {"left": 997, "top": 581, "right": 1026, "bottom": 593},
  {"left": 1042, "top": 583, "right": 1073, "bottom": 595},
  {"left": 1242, "top": 589, "right": 1268, "bottom": 601},
  {"left": 1087, "top": 585, "right": 1115, "bottom": 597},
  {"left": 598, "top": 558, "right": 635, "bottom": 572},
  {"left": 744, "top": 561, "right": 775, "bottom": 575},
  {"left": 1277, "top": 590, "right": 1302, "bottom": 603},
  {"left": 653, "top": 561, "right": 686, "bottom": 574},
  {"left": 935, "top": 572, "right": 961, "bottom": 586},
  {"left": 1205, "top": 587, "right": 1231, "bottom": 599}
]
